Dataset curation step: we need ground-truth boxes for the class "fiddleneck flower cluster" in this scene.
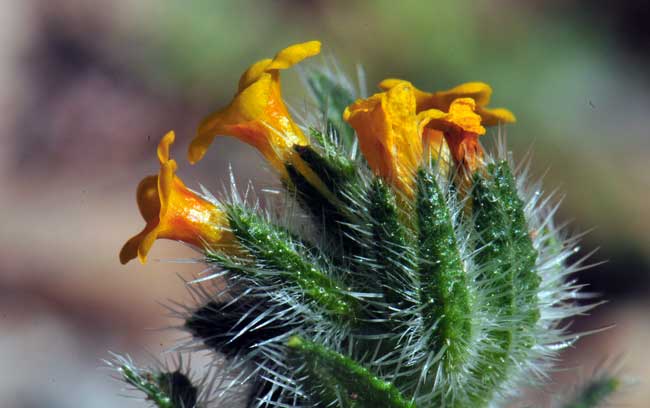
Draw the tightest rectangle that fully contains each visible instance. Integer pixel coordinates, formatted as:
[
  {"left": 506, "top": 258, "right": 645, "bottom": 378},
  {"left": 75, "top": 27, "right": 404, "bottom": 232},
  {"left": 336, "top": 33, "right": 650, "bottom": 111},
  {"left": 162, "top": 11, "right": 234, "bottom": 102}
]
[
  {"left": 113, "top": 40, "right": 606, "bottom": 408},
  {"left": 121, "top": 40, "right": 514, "bottom": 262}
]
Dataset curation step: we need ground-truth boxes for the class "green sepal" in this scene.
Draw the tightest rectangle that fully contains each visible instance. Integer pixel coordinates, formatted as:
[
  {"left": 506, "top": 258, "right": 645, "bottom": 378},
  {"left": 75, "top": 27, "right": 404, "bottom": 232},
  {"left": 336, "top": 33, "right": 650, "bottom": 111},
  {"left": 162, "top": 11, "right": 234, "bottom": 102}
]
[
  {"left": 285, "top": 160, "right": 345, "bottom": 226},
  {"left": 470, "top": 160, "right": 541, "bottom": 403},
  {"left": 306, "top": 71, "right": 356, "bottom": 151},
  {"left": 415, "top": 168, "right": 472, "bottom": 375},
  {"left": 292, "top": 141, "right": 356, "bottom": 196},
  {"left": 475, "top": 161, "right": 540, "bottom": 337},
  {"left": 287, "top": 336, "right": 416, "bottom": 408},
  {"left": 286, "top": 143, "right": 363, "bottom": 264},
  {"left": 367, "top": 177, "right": 417, "bottom": 310},
  {"left": 216, "top": 205, "right": 358, "bottom": 321}
]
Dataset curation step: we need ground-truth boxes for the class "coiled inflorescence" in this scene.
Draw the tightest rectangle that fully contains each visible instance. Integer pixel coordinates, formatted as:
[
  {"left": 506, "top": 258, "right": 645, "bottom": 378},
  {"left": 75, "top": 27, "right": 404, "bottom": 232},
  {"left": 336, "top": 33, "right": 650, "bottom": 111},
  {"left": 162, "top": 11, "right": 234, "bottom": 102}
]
[{"left": 112, "top": 41, "right": 610, "bottom": 407}]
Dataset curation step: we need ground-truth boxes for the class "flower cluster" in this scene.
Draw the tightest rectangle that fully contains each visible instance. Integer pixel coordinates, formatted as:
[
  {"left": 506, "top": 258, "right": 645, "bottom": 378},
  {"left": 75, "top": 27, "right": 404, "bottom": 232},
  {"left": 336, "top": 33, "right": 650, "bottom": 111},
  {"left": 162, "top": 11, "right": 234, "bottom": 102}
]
[
  {"left": 120, "top": 41, "right": 515, "bottom": 263},
  {"left": 114, "top": 40, "right": 606, "bottom": 408}
]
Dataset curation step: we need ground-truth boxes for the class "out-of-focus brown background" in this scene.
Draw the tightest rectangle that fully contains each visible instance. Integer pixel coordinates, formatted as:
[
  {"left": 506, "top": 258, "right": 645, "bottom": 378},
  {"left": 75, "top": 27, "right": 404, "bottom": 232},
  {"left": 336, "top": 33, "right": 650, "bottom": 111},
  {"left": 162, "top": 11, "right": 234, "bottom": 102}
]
[{"left": 0, "top": 0, "right": 648, "bottom": 406}]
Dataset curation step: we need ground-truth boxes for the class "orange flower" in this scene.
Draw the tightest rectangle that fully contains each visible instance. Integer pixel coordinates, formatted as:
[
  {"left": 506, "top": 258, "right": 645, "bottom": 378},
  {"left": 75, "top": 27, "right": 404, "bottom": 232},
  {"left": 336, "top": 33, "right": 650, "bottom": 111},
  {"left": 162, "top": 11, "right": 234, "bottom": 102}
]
[
  {"left": 120, "top": 131, "right": 234, "bottom": 265},
  {"left": 421, "top": 98, "right": 486, "bottom": 176},
  {"left": 343, "top": 81, "right": 438, "bottom": 197},
  {"left": 420, "top": 127, "right": 452, "bottom": 173},
  {"left": 188, "top": 41, "right": 321, "bottom": 174},
  {"left": 379, "top": 79, "right": 515, "bottom": 126}
]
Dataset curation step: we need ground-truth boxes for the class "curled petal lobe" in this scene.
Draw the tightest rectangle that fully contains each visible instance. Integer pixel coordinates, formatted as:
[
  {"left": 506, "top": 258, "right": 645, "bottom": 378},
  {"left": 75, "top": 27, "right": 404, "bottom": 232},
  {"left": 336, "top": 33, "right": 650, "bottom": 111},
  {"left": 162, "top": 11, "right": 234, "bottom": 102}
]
[
  {"left": 266, "top": 40, "right": 322, "bottom": 71},
  {"left": 135, "top": 175, "right": 161, "bottom": 223},
  {"left": 119, "top": 176, "right": 160, "bottom": 265},
  {"left": 157, "top": 130, "right": 175, "bottom": 164},
  {"left": 120, "top": 132, "right": 234, "bottom": 265},
  {"left": 425, "top": 82, "right": 493, "bottom": 108},
  {"left": 238, "top": 59, "right": 274, "bottom": 91},
  {"left": 475, "top": 106, "right": 516, "bottom": 127},
  {"left": 423, "top": 98, "right": 486, "bottom": 175},
  {"left": 379, "top": 78, "right": 516, "bottom": 126},
  {"left": 424, "top": 98, "right": 486, "bottom": 136},
  {"left": 189, "top": 41, "right": 321, "bottom": 172},
  {"left": 379, "top": 78, "right": 433, "bottom": 110},
  {"left": 238, "top": 41, "right": 321, "bottom": 90}
]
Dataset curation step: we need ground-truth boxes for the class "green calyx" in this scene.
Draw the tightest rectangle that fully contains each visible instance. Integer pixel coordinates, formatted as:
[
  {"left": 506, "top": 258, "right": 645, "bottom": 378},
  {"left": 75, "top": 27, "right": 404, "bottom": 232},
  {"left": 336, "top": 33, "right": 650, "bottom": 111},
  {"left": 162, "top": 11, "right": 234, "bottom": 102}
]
[
  {"left": 415, "top": 168, "right": 473, "bottom": 381},
  {"left": 217, "top": 205, "right": 359, "bottom": 321},
  {"left": 287, "top": 336, "right": 416, "bottom": 408},
  {"left": 469, "top": 160, "right": 541, "bottom": 403}
]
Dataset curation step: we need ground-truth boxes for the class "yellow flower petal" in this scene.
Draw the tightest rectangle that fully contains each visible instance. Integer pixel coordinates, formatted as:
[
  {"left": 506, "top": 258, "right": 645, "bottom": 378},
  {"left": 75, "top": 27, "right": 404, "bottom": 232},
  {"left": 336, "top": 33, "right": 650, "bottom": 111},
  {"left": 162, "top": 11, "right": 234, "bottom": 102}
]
[
  {"left": 424, "top": 98, "right": 486, "bottom": 136},
  {"left": 266, "top": 40, "right": 321, "bottom": 71},
  {"left": 135, "top": 175, "right": 160, "bottom": 223},
  {"left": 422, "top": 98, "right": 486, "bottom": 176},
  {"left": 189, "top": 41, "right": 321, "bottom": 171},
  {"left": 239, "top": 59, "right": 274, "bottom": 91},
  {"left": 379, "top": 78, "right": 515, "bottom": 125},
  {"left": 476, "top": 106, "right": 517, "bottom": 127},
  {"left": 120, "top": 132, "right": 234, "bottom": 265},
  {"left": 157, "top": 130, "right": 175, "bottom": 165},
  {"left": 379, "top": 78, "right": 439, "bottom": 108},
  {"left": 429, "top": 82, "right": 492, "bottom": 108},
  {"left": 119, "top": 223, "right": 156, "bottom": 265},
  {"left": 416, "top": 110, "right": 451, "bottom": 170},
  {"left": 344, "top": 82, "right": 422, "bottom": 196},
  {"left": 421, "top": 128, "right": 451, "bottom": 167}
]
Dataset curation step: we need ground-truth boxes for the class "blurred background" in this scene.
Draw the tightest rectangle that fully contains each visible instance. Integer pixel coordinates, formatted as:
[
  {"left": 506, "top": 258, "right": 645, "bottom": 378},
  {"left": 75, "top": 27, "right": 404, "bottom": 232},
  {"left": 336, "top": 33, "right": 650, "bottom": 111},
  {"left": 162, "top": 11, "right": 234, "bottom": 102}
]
[{"left": 0, "top": 0, "right": 648, "bottom": 406}]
